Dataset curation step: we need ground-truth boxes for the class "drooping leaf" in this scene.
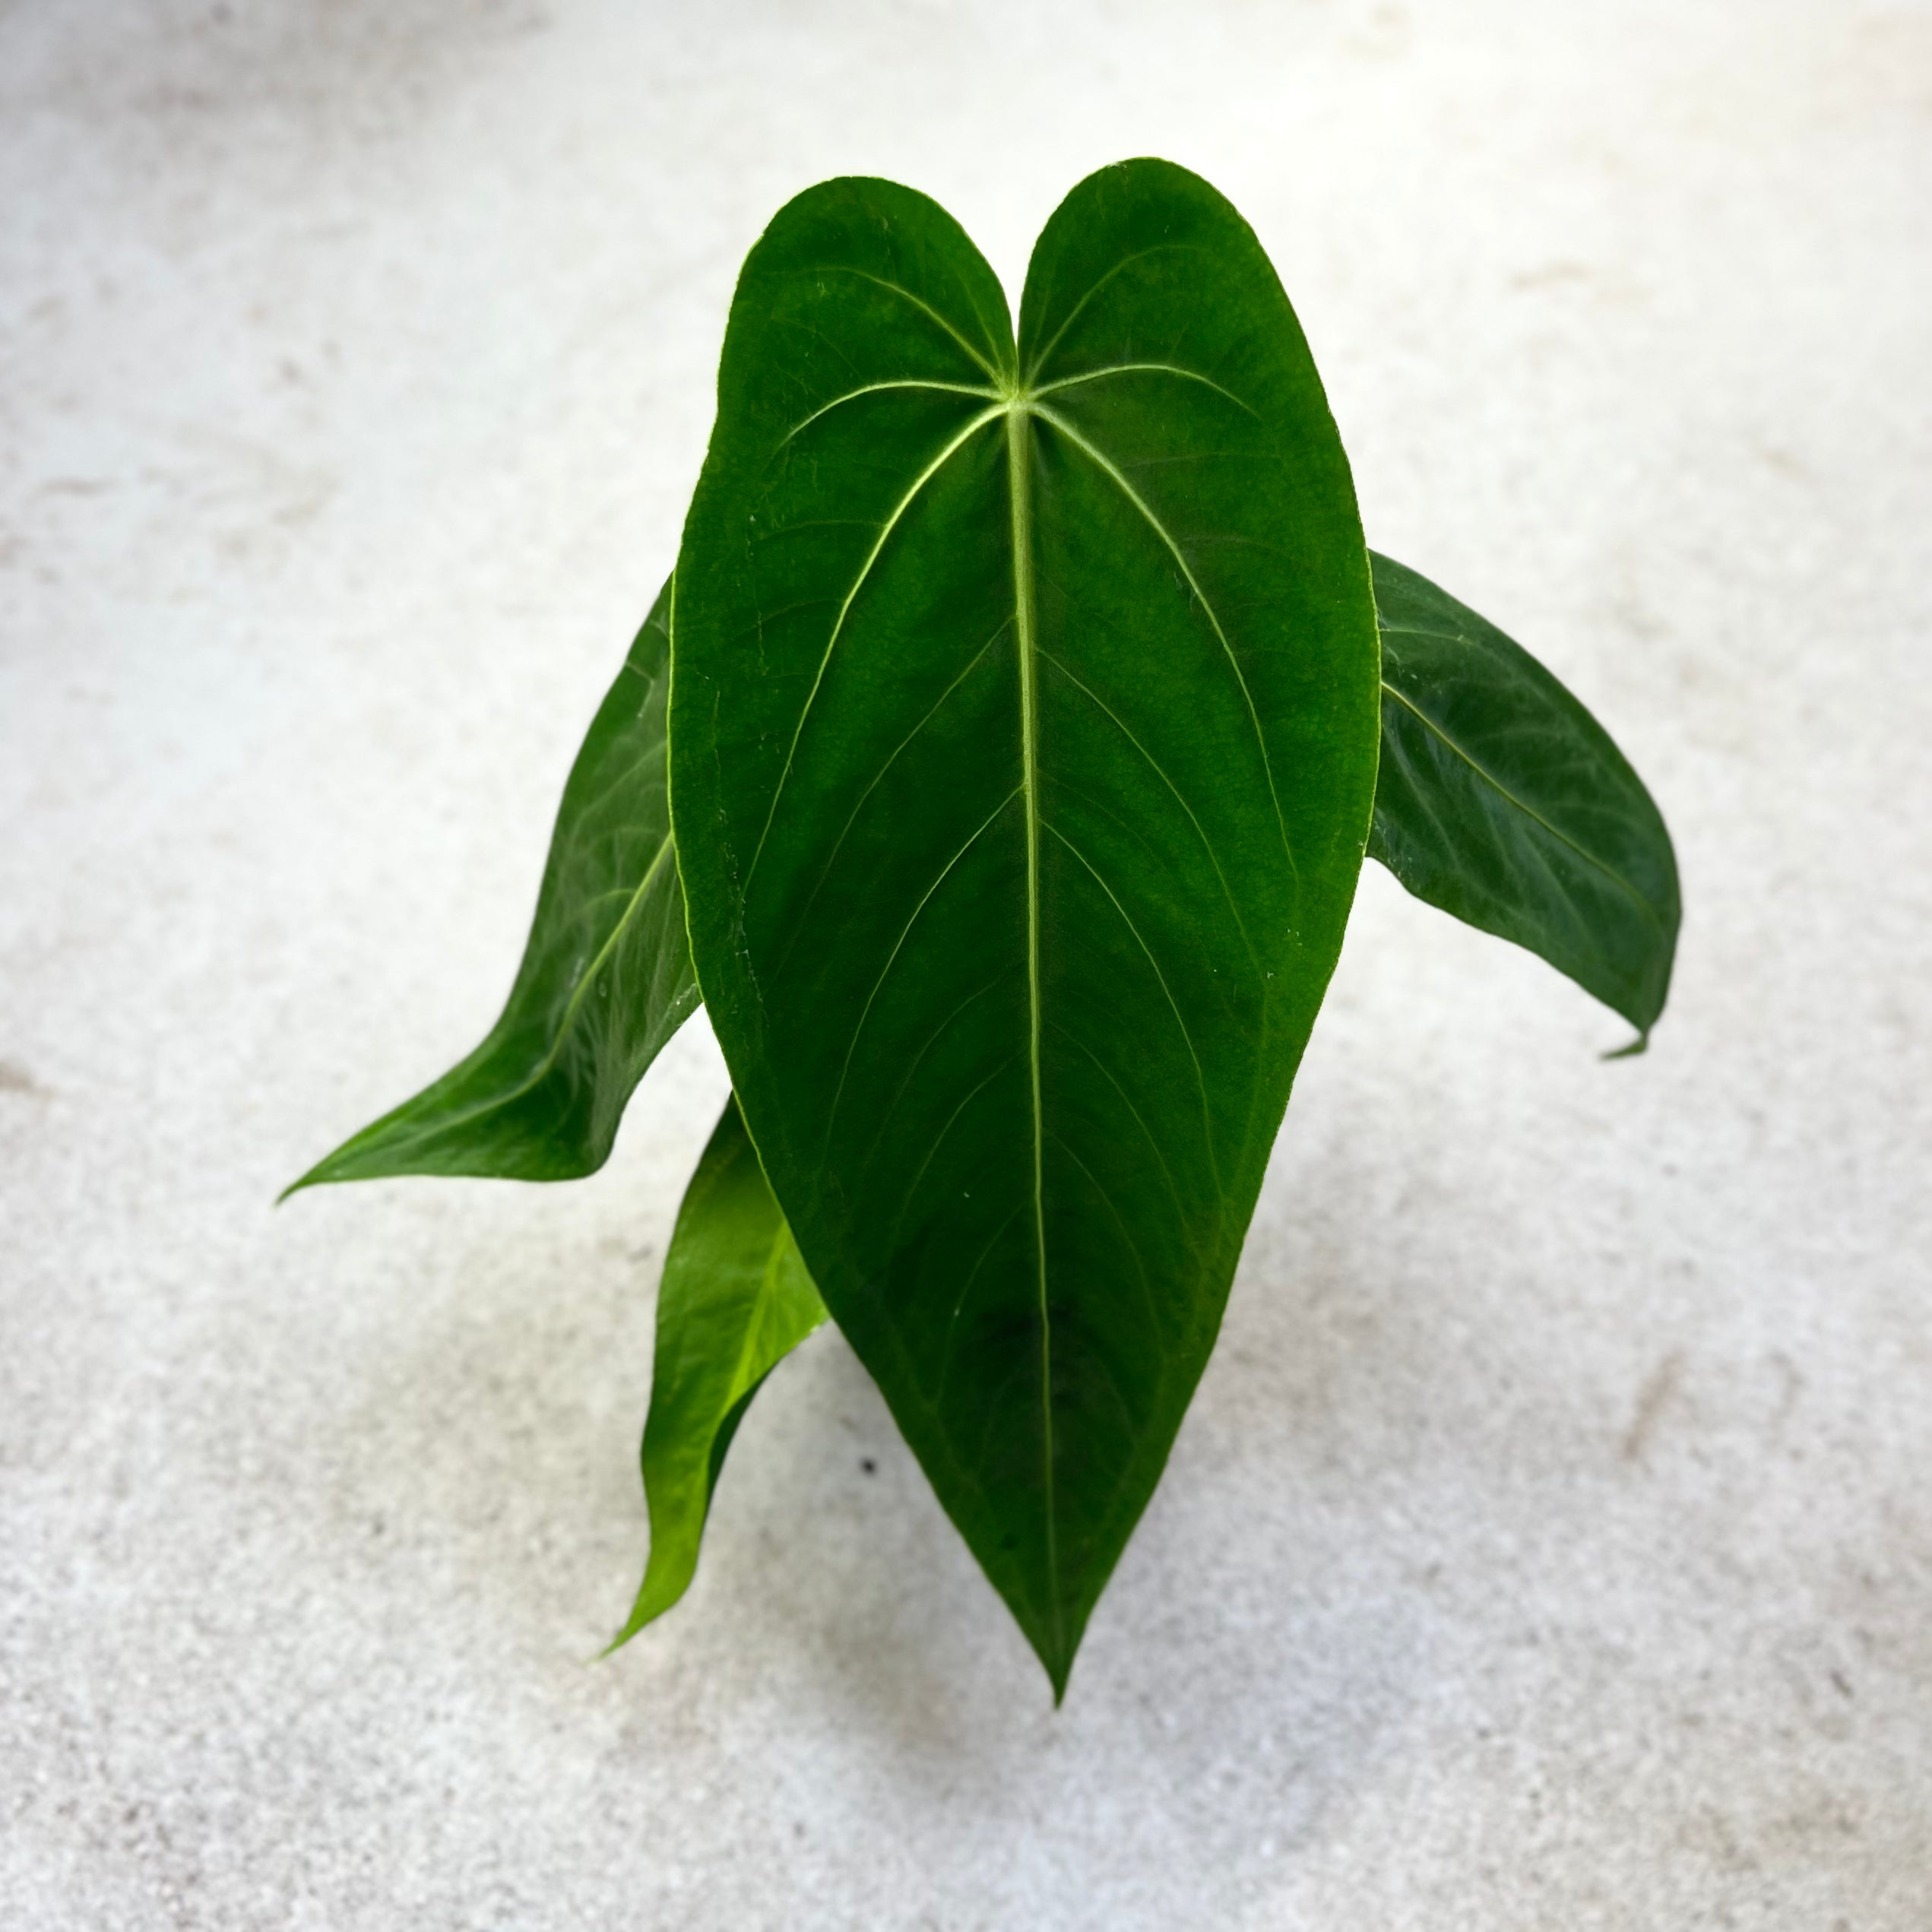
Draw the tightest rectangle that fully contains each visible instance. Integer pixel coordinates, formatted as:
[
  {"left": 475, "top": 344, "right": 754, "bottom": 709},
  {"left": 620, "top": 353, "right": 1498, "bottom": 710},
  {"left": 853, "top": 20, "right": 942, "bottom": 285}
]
[
  {"left": 286, "top": 576, "right": 698, "bottom": 1192},
  {"left": 667, "top": 161, "right": 1382, "bottom": 1693},
  {"left": 610, "top": 1093, "right": 826, "bottom": 1649},
  {"left": 1367, "top": 552, "right": 1680, "bottom": 1044}
]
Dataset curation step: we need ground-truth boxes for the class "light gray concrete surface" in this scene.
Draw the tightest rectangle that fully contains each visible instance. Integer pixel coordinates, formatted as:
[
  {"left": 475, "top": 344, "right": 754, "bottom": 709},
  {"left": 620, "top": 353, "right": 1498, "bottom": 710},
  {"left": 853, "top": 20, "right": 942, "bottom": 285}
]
[{"left": 4, "top": 2, "right": 1929, "bottom": 1925}]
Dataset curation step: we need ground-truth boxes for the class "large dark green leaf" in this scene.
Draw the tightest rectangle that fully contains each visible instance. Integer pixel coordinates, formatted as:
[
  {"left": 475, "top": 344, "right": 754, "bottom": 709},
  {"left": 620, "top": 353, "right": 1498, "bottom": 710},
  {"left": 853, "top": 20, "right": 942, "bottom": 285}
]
[
  {"left": 287, "top": 576, "right": 698, "bottom": 1193},
  {"left": 667, "top": 161, "right": 1382, "bottom": 1693},
  {"left": 610, "top": 1093, "right": 825, "bottom": 1649},
  {"left": 1367, "top": 553, "right": 1680, "bottom": 1044}
]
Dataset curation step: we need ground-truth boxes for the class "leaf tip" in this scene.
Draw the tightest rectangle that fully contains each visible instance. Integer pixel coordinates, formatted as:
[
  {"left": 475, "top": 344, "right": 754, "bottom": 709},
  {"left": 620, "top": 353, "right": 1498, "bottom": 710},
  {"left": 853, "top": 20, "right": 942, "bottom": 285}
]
[
  {"left": 277, "top": 1145, "right": 353, "bottom": 1203},
  {"left": 1029, "top": 1626, "right": 1079, "bottom": 1707},
  {"left": 599, "top": 1565, "right": 683, "bottom": 1662},
  {"left": 592, "top": 1619, "right": 644, "bottom": 1665},
  {"left": 1602, "top": 1029, "right": 1651, "bottom": 1062}
]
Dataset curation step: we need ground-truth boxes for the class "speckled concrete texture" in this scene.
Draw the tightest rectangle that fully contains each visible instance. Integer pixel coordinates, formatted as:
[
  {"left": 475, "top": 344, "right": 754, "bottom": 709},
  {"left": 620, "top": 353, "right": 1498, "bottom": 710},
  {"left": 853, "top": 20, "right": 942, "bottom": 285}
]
[{"left": 4, "top": 2, "right": 1929, "bottom": 1925}]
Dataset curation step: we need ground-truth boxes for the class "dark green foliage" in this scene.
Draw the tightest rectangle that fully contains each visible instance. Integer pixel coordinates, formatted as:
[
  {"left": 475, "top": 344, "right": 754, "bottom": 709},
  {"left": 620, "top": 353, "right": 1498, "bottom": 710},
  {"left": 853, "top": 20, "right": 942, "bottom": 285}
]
[
  {"left": 290, "top": 161, "right": 1679, "bottom": 1699},
  {"left": 1367, "top": 553, "right": 1679, "bottom": 1044},
  {"left": 287, "top": 579, "right": 696, "bottom": 1192},
  {"left": 667, "top": 163, "right": 1381, "bottom": 1693}
]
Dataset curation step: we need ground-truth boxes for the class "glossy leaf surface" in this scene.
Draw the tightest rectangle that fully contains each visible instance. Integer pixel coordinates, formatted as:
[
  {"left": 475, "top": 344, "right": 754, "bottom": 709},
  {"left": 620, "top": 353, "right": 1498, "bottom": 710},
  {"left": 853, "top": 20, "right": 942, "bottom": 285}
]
[
  {"left": 610, "top": 1094, "right": 825, "bottom": 1649},
  {"left": 288, "top": 577, "right": 698, "bottom": 1192},
  {"left": 1367, "top": 553, "right": 1680, "bottom": 1042},
  {"left": 669, "top": 162, "right": 1381, "bottom": 1691}
]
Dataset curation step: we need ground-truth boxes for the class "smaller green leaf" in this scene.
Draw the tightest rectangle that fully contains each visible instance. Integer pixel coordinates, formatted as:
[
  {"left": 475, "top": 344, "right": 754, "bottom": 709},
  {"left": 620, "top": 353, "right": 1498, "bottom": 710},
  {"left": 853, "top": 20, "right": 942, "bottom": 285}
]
[
  {"left": 284, "top": 576, "right": 698, "bottom": 1194},
  {"left": 1368, "top": 552, "right": 1681, "bottom": 1044},
  {"left": 610, "top": 1094, "right": 826, "bottom": 1648}
]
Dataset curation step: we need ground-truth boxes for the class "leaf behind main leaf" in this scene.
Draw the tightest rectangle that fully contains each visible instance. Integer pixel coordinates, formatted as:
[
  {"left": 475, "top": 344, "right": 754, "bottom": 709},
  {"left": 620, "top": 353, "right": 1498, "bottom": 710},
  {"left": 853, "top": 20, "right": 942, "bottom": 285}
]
[
  {"left": 285, "top": 575, "right": 699, "bottom": 1192},
  {"left": 668, "top": 162, "right": 1382, "bottom": 1694},
  {"left": 610, "top": 1092, "right": 826, "bottom": 1649},
  {"left": 1367, "top": 553, "right": 1680, "bottom": 1043}
]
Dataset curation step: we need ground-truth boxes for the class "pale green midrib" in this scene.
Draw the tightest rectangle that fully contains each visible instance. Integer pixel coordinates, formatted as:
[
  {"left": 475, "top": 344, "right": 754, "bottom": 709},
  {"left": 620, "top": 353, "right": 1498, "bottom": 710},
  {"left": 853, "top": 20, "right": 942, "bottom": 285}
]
[
  {"left": 1378, "top": 679, "right": 1668, "bottom": 939},
  {"left": 1006, "top": 398, "right": 1062, "bottom": 1656},
  {"left": 769, "top": 374, "right": 1268, "bottom": 1658},
  {"left": 326, "top": 831, "right": 679, "bottom": 1169},
  {"left": 761, "top": 361, "right": 1303, "bottom": 1664}
]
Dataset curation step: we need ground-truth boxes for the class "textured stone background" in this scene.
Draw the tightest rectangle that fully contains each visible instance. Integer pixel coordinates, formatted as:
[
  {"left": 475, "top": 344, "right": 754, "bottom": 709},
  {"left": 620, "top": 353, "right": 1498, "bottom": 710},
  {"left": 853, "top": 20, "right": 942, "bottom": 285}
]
[{"left": 4, "top": 3, "right": 1928, "bottom": 1925}]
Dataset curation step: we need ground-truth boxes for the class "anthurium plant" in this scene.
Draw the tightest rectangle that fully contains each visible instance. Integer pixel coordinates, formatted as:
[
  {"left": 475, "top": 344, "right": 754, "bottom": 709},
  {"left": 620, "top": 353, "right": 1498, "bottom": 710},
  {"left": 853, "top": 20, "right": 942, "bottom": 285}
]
[{"left": 288, "top": 160, "right": 1677, "bottom": 1699}]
